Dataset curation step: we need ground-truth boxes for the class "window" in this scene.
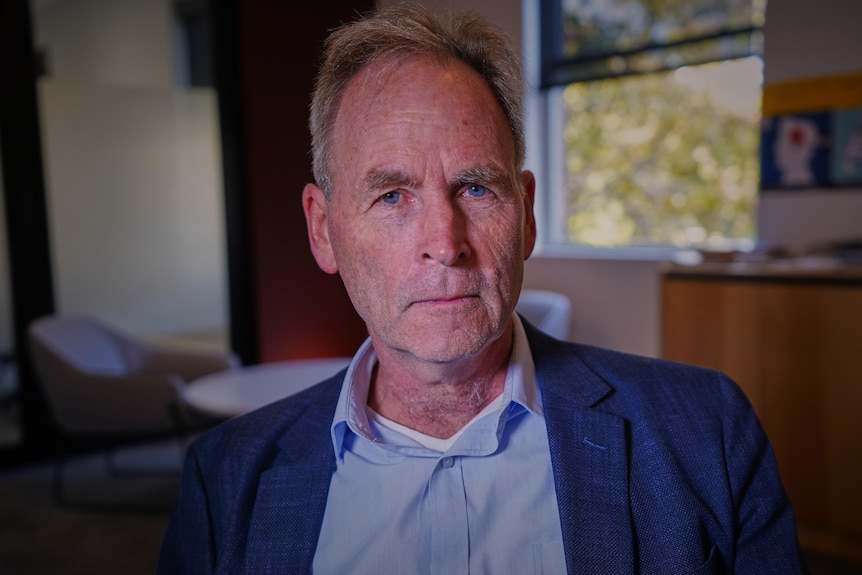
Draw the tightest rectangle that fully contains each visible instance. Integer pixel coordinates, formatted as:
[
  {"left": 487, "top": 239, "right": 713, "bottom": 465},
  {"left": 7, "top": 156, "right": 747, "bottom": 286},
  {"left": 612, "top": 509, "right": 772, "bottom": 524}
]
[{"left": 534, "top": 0, "right": 766, "bottom": 251}]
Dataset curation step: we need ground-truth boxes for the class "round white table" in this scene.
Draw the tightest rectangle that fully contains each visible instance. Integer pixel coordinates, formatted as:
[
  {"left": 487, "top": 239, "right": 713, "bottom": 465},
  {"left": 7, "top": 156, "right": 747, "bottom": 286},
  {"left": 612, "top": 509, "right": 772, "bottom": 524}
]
[{"left": 183, "top": 357, "right": 351, "bottom": 418}]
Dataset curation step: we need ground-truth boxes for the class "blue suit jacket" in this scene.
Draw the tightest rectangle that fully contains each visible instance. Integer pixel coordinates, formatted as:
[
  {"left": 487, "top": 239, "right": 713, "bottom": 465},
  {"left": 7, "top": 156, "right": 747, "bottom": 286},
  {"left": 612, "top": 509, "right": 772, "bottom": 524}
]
[{"left": 158, "top": 322, "right": 806, "bottom": 574}]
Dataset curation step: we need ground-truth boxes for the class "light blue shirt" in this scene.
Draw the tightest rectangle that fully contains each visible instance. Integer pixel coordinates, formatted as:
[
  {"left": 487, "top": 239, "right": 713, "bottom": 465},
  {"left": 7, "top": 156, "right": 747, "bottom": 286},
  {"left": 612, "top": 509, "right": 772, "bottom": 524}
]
[{"left": 312, "top": 315, "right": 566, "bottom": 574}]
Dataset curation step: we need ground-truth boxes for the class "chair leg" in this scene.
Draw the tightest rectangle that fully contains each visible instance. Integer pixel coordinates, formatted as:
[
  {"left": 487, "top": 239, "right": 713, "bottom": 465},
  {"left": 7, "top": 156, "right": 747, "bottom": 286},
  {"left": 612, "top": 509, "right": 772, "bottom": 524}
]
[
  {"left": 48, "top": 432, "right": 70, "bottom": 506},
  {"left": 51, "top": 451, "right": 67, "bottom": 506}
]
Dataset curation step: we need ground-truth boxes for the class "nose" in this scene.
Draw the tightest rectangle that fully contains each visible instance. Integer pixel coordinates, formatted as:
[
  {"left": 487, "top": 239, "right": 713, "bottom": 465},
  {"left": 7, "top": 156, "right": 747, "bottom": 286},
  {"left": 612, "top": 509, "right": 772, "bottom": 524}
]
[{"left": 419, "top": 198, "right": 471, "bottom": 266}]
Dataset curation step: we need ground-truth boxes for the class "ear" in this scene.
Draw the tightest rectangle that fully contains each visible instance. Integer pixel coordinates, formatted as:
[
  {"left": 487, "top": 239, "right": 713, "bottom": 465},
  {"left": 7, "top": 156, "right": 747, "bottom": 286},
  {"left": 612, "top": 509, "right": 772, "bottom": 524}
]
[
  {"left": 521, "top": 170, "right": 537, "bottom": 260},
  {"left": 302, "top": 183, "right": 339, "bottom": 274}
]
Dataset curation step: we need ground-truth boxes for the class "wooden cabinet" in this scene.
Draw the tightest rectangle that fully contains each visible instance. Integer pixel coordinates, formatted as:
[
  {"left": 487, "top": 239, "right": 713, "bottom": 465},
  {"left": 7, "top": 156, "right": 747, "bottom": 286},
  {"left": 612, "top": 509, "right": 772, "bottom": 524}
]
[{"left": 661, "top": 264, "right": 862, "bottom": 563}]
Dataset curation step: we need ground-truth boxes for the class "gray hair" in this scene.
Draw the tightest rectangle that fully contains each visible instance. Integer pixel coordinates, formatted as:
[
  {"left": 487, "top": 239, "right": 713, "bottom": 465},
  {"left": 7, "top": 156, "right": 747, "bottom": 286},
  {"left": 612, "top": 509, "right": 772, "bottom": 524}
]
[{"left": 309, "top": 3, "right": 525, "bottom": 198}]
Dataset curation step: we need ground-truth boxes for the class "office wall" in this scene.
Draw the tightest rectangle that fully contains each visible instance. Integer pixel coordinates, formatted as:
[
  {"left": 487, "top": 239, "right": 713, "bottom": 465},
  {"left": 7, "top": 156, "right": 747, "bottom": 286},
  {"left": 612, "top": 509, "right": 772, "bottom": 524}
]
[
  {"left": 757, "top": 0, "right": 862, "bottom": 249},
  {"left": 390, "top": 0, "right": 862, "bottom": 357},
  {"left": 13, "top": 0, "right": 230, "bottom": 341},
  {"left": 231, "top": 0, "right": 372, "bottom": 363},
  {"left": 33, "top": 0, "right": 173, "bottom": 88},
  {"left": 37, "top": 80, "right": 227, "bottom": 337}
]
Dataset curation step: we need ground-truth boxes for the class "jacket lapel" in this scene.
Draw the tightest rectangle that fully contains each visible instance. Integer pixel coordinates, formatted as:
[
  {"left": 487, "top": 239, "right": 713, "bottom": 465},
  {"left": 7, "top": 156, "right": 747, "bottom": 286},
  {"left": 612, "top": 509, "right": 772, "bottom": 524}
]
[
  {"left": 527, "top": 324, "right": 634, "bottom": 575},
  {"left": 244, "top": 377, "right": 341, "bottom": 575}
]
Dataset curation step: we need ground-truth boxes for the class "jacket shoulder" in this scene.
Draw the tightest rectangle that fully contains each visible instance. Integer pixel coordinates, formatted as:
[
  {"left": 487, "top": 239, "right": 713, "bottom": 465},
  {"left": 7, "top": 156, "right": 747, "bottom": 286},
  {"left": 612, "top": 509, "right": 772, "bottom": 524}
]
[{"left": 189, "top": 371, "right": 343, "bottom": 472}]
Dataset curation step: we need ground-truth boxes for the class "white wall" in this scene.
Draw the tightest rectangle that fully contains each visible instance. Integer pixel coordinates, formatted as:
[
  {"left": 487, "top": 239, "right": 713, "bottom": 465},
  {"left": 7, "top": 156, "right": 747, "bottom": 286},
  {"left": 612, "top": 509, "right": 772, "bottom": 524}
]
[
  {"left": 38, "top": 80, "right": 227, "bottom": 337},
  {"left": 33, "top": 0, "right": 173, "bottom": 88},
  {"left": 757, "top": 0, "right": 862, "bottom": 251},
  {"left": 11, "top": 0, "right": 229, "bottom": 341},
  {"left": 383, "top": 0, "right": 862, "bottom": 358}
]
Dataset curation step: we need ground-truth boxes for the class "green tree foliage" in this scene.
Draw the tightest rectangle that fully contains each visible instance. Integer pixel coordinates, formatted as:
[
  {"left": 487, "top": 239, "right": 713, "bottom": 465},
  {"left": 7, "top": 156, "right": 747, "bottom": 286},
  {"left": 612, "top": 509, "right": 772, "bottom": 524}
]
[
  {"left": 561, "top": 0, "right": 764, "bottom": 58},
  {"left": 561, "top": 60, "right": 760, "bottom": 247}
]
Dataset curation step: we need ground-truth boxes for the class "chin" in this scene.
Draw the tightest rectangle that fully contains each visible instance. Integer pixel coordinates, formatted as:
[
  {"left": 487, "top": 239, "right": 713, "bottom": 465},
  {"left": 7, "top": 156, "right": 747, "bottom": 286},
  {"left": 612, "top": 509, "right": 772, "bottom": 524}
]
[
  {"left": 406, "top": 325, "right": 505, "bottom": 364},
  {"left": 372, "top": 307, "right": 510, "bottom": 361}
]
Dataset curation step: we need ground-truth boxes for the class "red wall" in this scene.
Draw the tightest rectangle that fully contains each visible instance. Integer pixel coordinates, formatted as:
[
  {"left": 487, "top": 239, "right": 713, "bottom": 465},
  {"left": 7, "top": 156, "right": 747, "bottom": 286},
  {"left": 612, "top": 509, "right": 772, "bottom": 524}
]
[{"left": 237, "top": 1, "right": 372, "bottom": 361}]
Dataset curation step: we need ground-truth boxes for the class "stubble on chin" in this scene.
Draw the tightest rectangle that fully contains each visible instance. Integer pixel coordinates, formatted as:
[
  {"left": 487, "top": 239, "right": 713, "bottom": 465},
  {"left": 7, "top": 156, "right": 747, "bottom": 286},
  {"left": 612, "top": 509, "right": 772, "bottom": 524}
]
[{"left": 382, "top": 297, "right": 506, "bottom": 364}]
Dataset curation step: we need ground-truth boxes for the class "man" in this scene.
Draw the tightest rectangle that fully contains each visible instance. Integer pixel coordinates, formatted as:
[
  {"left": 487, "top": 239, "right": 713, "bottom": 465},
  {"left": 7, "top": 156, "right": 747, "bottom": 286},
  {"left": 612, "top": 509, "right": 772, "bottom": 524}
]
[{"left": 159, "top": 4, "right": 806, "bottom": 574}]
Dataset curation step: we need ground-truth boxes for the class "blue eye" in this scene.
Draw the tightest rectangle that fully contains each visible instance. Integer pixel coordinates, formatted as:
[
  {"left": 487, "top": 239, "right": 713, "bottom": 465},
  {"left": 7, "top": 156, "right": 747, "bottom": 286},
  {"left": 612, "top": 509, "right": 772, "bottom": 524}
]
[
  {"left": 465, "top": 184, "right": 488, "bottom": 198},
  {"left": 380, "top": 191, "right": 402, "bottom": 204}
]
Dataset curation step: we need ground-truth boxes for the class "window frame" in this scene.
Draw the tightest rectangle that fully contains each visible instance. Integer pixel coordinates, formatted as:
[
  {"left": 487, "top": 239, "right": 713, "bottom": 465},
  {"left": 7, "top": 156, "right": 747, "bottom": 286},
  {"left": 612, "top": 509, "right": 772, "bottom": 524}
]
[
  {"left": 539, "top": 0, "right": 762, "bottom": 89},
  {"left": 523, "top": 0, "right": 764, "bottom": 261}
]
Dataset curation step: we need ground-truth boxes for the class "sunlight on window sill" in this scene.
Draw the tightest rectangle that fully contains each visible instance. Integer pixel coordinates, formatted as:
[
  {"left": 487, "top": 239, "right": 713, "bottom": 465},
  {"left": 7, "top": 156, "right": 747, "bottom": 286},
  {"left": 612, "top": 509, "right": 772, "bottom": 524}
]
[
  {"left": 532, "top": 243, "right": 685, "bottom": 262},
  {"left": 532, "top": 239, "right": 756, "bottom": 263}
]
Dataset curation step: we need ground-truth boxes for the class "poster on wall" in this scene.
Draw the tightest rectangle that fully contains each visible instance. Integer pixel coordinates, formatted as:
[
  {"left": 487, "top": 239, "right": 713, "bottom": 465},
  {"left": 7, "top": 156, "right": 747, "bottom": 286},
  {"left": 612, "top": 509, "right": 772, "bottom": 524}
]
[
  {"left": 760, "top": 71, "right": 862, "bottom": 190},
  {"left": 831, "top": 107, "right": 862, "bottom": 184},
  {"left": 760, "top": 112, "right": 831, "bottom": 188}
]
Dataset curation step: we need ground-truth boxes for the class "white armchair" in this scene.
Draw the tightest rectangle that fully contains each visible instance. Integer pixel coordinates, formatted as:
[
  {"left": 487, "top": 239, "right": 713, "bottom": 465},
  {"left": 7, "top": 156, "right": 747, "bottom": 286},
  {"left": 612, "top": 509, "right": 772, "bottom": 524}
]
[
  {"left": 29, "top": 314, "right": 239, "bottom": 434},
  {"left": 27, "top": 314, "right": 239, "bottom": 506},
  {"left": 516, "top": 289, "right": 572, "bottom": 340}
]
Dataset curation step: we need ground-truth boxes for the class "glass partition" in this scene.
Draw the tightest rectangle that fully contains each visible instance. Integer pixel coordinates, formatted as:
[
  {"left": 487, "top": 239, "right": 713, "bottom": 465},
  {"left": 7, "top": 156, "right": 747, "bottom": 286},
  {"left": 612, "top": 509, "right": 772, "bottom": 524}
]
[{"left": 31, "top": 0, "right": 228, "bottom": 350}]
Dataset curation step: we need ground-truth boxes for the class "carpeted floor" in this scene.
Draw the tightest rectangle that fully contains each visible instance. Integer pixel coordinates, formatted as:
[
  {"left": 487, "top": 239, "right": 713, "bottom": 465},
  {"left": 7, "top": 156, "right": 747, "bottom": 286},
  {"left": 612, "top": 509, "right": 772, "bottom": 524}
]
[{"left": 0, "top": 440, "right": 182, "bottom": 575}]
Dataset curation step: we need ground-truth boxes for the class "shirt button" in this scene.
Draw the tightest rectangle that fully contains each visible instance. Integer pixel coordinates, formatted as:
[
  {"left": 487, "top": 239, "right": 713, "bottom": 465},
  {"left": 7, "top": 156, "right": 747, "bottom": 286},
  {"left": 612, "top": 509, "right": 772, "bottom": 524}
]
[{"left": 441, "top": 456, "right": 454, "bottom": 468}]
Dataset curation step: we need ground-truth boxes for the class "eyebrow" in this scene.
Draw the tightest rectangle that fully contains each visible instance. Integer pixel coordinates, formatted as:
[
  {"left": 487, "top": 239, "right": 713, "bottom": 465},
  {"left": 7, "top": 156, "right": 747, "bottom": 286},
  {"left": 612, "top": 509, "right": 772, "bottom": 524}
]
[
  {"left": 450, "top": 164, "right": 509, "bottom": 189},
  {"left": 361, "top": 164, "right": 510, "bottom": 192},
  {"left": 362, "top": 168, "right": 417, "bottom": 192}
]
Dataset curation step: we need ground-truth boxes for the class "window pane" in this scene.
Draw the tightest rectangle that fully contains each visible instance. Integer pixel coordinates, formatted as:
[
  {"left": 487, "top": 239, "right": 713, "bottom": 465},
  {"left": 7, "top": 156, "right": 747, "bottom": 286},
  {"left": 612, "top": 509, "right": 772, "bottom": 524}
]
[
  {"left": 542, "top": 0, "right": 766, "bottom": 87},
  {"left": 558, "top": 57, "right": 762, "bottom": 248}
]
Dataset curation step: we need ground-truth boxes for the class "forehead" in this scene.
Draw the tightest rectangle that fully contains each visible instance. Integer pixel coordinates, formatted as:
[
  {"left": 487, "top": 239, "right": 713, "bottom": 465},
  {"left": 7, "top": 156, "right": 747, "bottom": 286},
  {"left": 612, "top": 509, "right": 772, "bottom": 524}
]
[{"left": 329, "top": 56, "right": 516, "bottom": 185}]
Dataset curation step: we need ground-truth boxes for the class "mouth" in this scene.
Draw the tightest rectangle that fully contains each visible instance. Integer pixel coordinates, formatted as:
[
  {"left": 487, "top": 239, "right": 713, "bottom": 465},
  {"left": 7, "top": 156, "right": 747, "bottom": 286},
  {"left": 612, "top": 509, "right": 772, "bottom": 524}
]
[{"left": 410, "top": 294, "right": 479, "bottom": 308}]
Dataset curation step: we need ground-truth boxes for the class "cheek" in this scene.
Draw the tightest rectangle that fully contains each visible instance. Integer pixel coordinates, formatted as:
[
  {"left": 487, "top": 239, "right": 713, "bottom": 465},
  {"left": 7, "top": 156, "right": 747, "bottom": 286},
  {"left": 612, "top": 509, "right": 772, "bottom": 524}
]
[
  {"left": 329, "top": 223, "right": 397, "bottom": 309},
  {"left": 471, "top": 212, "right": 526, "bottom": 306},
  {"left": 478, "top": 210, "right": 525, "bottom": 269}
]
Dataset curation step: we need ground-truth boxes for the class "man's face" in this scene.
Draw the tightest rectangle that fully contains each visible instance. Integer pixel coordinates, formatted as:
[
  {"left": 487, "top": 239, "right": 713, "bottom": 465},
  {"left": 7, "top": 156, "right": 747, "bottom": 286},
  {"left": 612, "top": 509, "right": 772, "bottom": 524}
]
[{"left": 304, "top": 56, "right": 536, "bottom": 364}]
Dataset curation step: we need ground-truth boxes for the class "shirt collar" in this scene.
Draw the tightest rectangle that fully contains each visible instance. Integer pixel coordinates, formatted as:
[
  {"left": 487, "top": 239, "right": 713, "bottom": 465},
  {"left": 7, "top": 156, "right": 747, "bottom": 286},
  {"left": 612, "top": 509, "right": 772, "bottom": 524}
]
[{"left": 329, "top": 314, "right": 540, "bottom": 459}]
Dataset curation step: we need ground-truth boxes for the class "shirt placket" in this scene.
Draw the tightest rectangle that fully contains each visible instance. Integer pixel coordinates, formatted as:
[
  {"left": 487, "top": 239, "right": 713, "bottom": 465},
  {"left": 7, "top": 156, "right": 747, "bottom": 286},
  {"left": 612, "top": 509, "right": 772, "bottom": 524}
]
[{"left": 427, "top": 455, "right": 469, "bottom": 575}]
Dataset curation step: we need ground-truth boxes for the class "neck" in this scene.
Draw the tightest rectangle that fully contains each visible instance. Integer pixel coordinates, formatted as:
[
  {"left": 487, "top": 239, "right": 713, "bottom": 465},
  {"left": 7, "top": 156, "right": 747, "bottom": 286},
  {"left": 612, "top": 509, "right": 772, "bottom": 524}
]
[{"left": 368, "top": 327, "right": 513, "bottom": 439}]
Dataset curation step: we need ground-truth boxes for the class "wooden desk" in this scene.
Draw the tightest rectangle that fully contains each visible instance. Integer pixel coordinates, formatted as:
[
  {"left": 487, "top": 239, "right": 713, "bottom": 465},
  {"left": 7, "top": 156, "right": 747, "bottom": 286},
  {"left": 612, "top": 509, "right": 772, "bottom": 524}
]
[{"left": 660, "top": 262, "right": 862, "bottom": 563}]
